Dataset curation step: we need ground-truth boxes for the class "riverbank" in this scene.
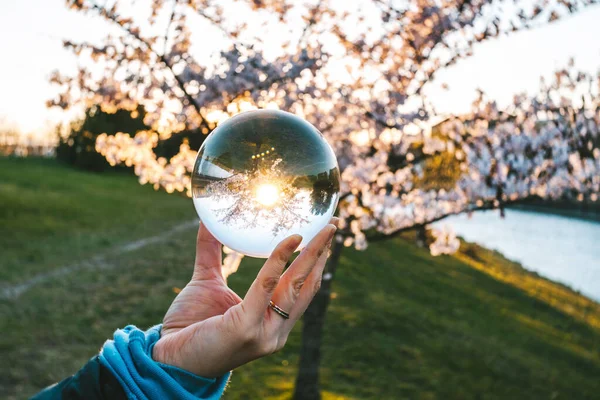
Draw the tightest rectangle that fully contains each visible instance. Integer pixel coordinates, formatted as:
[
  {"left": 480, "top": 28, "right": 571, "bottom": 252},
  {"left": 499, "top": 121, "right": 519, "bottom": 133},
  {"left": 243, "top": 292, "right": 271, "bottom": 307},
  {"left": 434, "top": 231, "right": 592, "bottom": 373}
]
[
  {"left": 442, "top": 209, "right": 600, "bottom": 302},
  {"left": 2, "top": 157, "right": 599, "bottom": 399},
  {"left": 510, "top": 200, "right": 600, "bottom": 223}
]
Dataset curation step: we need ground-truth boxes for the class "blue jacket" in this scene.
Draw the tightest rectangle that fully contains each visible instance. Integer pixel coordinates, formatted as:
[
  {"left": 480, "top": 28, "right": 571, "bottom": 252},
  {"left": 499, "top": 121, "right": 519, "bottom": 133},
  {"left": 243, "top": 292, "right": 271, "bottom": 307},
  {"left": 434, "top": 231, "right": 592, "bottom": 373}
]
[{"left": 32, "top": 325, "right": 230, "bottom": 400}]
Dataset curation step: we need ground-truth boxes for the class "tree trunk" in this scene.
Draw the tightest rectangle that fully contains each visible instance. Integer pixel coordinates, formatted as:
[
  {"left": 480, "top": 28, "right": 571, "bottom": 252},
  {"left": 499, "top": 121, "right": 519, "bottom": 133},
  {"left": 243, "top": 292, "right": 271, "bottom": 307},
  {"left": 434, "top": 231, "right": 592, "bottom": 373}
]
[
  {"left": 415, "top": 224, "right": 427, "bottom": 248},
  {"left": 293, "top": 239, "right": 344, "bottom": 400}
]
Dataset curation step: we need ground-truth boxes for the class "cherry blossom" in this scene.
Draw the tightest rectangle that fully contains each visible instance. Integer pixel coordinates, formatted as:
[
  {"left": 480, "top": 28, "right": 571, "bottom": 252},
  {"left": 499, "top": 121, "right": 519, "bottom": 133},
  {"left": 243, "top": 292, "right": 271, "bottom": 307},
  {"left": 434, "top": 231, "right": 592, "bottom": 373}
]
[
  {"left": 429, "top": 225, "right": 460, "bottom": 256},
  {"left": 52, "top": 1, "right": 599, "bottom": 255},
  {"left": 50, "top": 2, "right": 600, "bottom": 397}
]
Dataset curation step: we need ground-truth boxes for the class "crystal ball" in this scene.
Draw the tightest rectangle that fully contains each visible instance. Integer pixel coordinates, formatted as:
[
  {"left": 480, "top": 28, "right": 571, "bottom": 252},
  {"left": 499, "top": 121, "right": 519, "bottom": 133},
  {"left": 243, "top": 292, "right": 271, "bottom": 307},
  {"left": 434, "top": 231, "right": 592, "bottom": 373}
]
[{"left": 192, "top": 110, "right": 340, "bottom": 258}]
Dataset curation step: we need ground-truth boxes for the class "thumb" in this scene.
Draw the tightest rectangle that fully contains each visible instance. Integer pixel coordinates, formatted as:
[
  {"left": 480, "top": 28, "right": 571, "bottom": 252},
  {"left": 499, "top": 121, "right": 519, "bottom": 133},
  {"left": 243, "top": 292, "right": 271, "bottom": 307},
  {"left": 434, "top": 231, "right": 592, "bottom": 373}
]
[{"left": 193, "top": 222, "right": 223, "bottom": 280}]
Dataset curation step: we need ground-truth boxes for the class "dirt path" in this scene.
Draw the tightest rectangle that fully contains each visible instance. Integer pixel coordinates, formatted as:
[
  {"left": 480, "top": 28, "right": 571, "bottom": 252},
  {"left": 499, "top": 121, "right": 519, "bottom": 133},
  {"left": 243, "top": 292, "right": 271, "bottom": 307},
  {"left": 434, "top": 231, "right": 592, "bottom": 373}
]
[{"left": 1, "top": 220, "right": 198, "bottom": 300}]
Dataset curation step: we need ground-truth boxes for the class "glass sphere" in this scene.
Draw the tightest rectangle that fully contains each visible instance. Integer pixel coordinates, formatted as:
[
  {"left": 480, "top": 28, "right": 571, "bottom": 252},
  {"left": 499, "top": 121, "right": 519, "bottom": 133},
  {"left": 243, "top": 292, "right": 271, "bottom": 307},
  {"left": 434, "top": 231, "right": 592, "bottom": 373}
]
[{"left": 192, "top": 110, "right": 340, "bottom": 258}]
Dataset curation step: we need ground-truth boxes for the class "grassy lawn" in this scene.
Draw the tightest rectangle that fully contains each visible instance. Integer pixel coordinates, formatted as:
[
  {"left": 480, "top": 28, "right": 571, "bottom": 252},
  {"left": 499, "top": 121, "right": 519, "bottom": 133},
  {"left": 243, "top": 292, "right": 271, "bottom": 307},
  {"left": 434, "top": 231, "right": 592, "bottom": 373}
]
[
  {"left": 0, "top": 157, "right": 193, "bottom": 283},
  {"left": 1, "top": 157, "right": 599, "bottom": 399}
]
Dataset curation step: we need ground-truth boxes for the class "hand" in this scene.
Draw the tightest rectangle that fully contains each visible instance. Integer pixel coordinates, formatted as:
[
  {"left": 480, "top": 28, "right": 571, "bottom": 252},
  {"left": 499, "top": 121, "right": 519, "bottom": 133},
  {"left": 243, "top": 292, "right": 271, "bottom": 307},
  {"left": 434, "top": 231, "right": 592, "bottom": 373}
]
[
  {"left": 153, "top": 221, "right": 338, "bottom": 378},
  {"left": 160, "top": 223, "right": 243, "bottom": 338}
]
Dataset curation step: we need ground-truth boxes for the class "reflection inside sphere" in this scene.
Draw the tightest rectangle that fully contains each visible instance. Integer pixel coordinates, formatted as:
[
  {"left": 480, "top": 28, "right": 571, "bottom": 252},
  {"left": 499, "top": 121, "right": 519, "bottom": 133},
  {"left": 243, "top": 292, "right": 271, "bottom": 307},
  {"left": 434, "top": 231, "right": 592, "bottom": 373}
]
[
  {"left": 192, "top": 109, "right": 340, "bottom": 258},
  {"left": 254, "top": 183, "right": 279, "bottom": 207}
]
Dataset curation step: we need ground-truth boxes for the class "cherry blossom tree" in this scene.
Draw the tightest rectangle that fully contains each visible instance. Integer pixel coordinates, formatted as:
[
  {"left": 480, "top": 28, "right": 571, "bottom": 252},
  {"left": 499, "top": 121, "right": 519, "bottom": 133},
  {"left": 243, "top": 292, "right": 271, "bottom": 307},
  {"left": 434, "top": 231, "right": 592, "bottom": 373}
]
[{"left": 50, "top": 1, "right": 600, "bottom": 399}]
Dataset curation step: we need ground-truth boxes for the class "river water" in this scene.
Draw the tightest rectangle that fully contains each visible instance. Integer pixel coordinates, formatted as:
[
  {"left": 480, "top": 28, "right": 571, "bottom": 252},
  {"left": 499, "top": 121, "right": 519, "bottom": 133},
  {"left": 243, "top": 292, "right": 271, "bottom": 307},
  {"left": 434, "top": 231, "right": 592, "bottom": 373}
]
[{"left": 437, "top": 210, "right": 600, "bottom": 302}]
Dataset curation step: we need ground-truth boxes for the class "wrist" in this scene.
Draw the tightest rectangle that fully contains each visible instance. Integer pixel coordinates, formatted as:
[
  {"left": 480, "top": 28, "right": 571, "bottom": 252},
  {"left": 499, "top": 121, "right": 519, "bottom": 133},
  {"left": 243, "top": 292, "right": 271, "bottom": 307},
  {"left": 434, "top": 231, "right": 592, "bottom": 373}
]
[
  {"left": 153, "top": 334, "right": 224, "bottom": 379},
  {"left": 152, "top": 336, "right": 176, "bottom": 367}
]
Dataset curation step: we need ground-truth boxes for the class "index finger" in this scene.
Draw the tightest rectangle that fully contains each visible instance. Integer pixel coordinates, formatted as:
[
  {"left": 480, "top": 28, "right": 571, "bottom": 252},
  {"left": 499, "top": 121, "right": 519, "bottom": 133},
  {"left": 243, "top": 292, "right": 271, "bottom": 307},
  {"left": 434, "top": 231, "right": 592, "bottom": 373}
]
[{"left": 242, "top": 234, "right": 303, "bottom": 323}]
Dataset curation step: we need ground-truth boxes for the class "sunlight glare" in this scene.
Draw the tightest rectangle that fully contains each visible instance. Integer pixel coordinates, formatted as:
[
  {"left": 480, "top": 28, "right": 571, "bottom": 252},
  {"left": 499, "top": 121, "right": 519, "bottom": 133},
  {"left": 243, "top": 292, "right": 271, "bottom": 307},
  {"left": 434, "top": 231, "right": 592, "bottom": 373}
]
[{"left": 255, "top": 183, "right": 280, "bottom": 207}]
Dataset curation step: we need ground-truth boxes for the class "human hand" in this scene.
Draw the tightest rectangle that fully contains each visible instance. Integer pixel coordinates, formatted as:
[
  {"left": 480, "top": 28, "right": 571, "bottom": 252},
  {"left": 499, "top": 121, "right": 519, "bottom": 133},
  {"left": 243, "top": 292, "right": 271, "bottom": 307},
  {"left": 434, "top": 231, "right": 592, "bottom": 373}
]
[
  {"left": 153, "top": 221, "right": 338, "bottom": 378},
  {"left": 160, "top": 223, "right": 243, "bottom": 338}
]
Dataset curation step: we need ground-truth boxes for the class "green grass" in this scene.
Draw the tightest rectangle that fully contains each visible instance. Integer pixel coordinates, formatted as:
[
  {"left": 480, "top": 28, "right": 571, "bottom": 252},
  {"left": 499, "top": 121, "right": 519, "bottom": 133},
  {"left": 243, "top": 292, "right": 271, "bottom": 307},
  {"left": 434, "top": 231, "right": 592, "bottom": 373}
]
[
  {"left": 0, "top": 157, "right": 193, "bottom": 283},
  {"left": 1, "top": 157, "right": 599, "bottom": 399}
]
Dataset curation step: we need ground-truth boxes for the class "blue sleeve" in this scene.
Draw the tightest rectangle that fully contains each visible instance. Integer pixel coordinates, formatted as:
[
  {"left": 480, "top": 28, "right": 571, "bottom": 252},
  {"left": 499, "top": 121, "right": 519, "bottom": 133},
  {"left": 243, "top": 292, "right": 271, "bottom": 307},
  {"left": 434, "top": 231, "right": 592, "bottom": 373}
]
[
  {"left": 31, "top": 355, "right": 127, "bottom": 400},
  {"left": 98, "top": 325, "right": 230, "bottom": 400}
]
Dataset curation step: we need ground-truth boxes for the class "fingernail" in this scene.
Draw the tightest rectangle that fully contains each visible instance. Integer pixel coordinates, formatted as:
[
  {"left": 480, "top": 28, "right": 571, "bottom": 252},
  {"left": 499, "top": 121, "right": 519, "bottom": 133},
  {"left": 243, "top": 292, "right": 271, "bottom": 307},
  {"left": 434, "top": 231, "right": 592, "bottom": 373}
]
[
  {"left": 289, "top": 234, "right": 303, "bottom": 249},
  {"left": 326, "top": 224, "right": 337, "bottom": 241},
  {"left": 331, "top": 217, "right": 341, "bottom": 227}
]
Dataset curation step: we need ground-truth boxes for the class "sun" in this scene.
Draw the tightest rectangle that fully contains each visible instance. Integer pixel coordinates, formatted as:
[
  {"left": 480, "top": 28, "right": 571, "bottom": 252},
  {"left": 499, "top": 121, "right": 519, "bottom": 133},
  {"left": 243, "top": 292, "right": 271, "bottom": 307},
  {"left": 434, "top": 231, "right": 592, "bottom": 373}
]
[{"left": 254, "top": 183, "right": 280, "bottom": 207}]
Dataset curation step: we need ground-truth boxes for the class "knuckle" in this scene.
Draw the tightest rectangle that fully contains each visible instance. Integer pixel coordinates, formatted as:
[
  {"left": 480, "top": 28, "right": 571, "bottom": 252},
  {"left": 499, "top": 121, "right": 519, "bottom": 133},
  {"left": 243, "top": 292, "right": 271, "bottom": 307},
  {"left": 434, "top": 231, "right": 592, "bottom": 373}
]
[
  {"left": 304, "top": 245, "right": 319, "bottom": 259},
  {"left": 260, "top": 340, "right": 278, "bottom": 355},
  {"left": 263, "top": 337, "right": 287, "bottom": 355},
  {"left": 275, "top": 249, "right": 290, "bottom": 265},
  {"left": 314, "top": 278, "right": 322, "bottom": 293},
  {"left": 262, "top": 276, "right": 280, "bottom": 293},
  {"left": 291, "top": 278, "right": 305, "bottom": 297},
  {"left": 317, "top": 245, "right": 327, "bottom": 258},
  {"left": 276, "top": 335, "right": 288, "bottom": 352},
  {"left": 241, "top": 326, "right": 260, "bottom": 344}
]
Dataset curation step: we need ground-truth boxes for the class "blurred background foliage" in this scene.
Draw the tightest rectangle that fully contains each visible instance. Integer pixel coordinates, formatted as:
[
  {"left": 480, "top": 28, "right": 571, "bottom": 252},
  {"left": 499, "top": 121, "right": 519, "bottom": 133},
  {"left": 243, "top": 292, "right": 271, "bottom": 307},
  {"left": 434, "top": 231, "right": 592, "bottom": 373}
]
[{"left": 56, "top": 105, "right": 148, "bottom": 172}]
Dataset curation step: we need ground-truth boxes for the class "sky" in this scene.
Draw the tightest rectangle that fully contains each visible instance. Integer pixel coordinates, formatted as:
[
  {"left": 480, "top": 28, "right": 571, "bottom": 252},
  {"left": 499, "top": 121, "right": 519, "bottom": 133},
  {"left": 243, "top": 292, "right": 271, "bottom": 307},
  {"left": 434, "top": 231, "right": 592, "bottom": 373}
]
[{"left": 1, "top": 0, "right": 600, "bottom": 139}]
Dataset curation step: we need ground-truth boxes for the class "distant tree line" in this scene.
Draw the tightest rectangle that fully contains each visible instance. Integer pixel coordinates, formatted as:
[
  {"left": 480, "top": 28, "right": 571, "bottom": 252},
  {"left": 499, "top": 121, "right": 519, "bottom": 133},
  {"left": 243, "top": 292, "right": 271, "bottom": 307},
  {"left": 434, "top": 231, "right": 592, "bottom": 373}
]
[
  {"left": 0, "top": 127, "right": 55, "bottom": 157},
  {"left": 56, "top": 105, "right": 209, "bottom": 172},
  {"left": 56, "top": 106, "right": 147, "bottom": 172}
]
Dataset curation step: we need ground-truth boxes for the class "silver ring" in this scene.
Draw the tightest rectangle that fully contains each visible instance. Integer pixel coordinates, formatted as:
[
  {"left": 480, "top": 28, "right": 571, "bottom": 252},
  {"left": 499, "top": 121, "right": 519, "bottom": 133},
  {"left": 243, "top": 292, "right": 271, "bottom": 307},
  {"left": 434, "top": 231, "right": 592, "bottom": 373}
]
[{"left": 269, "top": 300, "right": 290, "bottom": 319}]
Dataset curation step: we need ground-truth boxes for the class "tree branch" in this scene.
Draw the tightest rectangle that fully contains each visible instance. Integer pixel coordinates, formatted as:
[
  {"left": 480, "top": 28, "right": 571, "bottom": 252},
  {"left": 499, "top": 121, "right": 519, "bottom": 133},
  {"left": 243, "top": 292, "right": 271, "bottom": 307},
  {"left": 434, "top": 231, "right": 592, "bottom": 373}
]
[
  {"left": 367, "top": 198, "right": 528, "bottom": 243},
  {"left": 162, "top": 0, "right": 178, "bottom": 56},
  {"left": 297, "top": 0, "right": 323, "bottom": 46},
  {"left": 86, "top": 0, "right": 209, "bottom": 124}
]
